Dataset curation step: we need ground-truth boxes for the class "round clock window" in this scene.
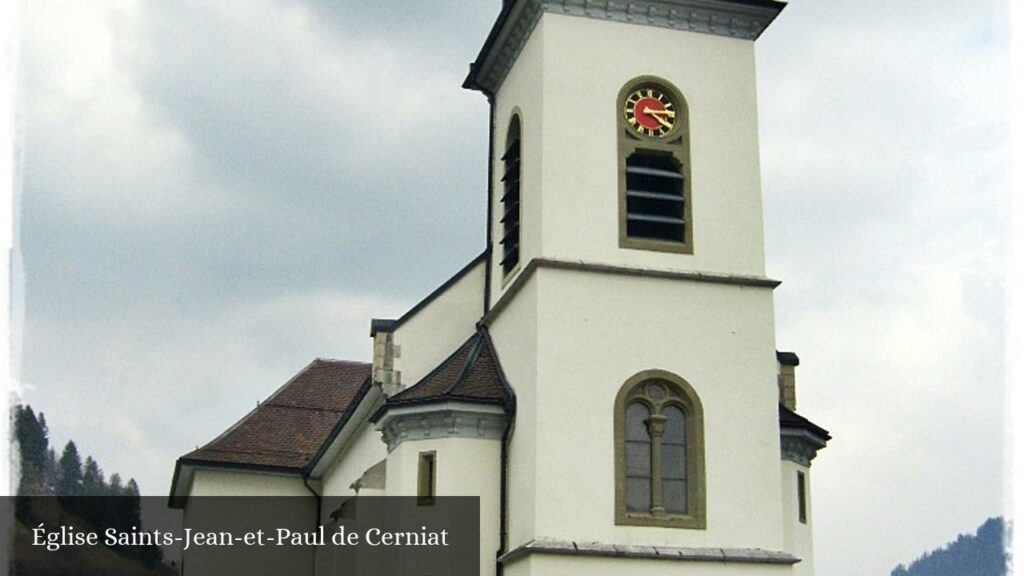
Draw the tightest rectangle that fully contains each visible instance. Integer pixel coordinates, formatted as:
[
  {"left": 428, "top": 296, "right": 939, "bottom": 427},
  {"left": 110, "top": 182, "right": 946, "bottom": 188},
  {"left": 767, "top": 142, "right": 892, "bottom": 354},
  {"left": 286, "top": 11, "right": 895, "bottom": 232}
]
[{"left": 624, "top": 87, "right": 676, "bottom": 137}]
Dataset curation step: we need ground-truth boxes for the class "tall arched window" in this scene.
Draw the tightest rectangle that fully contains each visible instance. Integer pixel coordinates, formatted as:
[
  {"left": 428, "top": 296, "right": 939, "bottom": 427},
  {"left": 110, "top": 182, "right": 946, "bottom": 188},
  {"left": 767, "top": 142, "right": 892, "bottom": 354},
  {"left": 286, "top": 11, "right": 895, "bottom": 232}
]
[
  {"left": 500, "top": 115, "right": 521, "bottom": 277},
  {"left": 617, "top": 77, "right": 692, "bottom": 254},
  {"left": 615, "top": 370, "right": 705, "bottom": 528}
]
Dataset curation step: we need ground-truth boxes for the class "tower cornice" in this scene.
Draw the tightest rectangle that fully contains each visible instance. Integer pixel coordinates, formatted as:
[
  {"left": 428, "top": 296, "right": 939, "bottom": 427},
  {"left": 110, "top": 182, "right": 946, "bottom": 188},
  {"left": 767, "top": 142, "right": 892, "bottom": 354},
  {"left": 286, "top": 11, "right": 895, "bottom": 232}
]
[{"left": 464, "top": 0, "right": 786, "bottom": 95}]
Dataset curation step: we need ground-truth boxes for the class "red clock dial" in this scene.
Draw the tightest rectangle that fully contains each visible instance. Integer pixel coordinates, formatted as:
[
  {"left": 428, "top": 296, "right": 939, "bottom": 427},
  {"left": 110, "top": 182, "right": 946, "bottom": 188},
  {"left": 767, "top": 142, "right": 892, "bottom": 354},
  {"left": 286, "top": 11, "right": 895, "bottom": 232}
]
[
  {"left": 624, "top": 88, "right": 676, "bottom": 137},
  {"left": 634, "top": 97, "right": 667, "bottom": 130}
]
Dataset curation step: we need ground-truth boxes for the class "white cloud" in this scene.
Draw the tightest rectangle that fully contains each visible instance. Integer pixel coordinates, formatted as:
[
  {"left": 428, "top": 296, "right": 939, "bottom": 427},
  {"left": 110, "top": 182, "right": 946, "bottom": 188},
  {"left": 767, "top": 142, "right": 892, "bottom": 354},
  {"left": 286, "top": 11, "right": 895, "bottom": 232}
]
[
  {"left": 758, "top": 1, "right": 1008, "bottom": 573},
  {"left": 20, "top": 288, "right": 408, "bottom": 495},
  {"left": 12, "top": 1, "right": 1008, "bottom": 574}
]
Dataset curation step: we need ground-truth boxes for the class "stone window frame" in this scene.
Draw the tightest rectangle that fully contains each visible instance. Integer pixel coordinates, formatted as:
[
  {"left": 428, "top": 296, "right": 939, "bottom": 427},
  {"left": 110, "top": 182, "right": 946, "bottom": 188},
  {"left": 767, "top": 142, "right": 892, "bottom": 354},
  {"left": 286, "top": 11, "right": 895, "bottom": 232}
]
[
  {"left": 614, "top": 369, "right": 706, "bottom": 529},
  {"left": 616, "top": 76, "right": 693, "bottom": 254},
  {"left": 417, "top": 451, "right": 436, "bottom": 506}
]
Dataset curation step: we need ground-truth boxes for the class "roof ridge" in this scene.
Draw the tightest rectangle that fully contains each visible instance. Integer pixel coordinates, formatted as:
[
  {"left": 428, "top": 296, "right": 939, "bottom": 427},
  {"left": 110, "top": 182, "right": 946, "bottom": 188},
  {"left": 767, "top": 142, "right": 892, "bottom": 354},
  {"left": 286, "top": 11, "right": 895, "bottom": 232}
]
[
  {"left": 478, "top": 326, "right": 516, "bottom": 408},
  {"left": 390, "top": 331, "right": 480, "bottom": 400},
  {"left": 262, "top": 402, "right": 349, "bottom": 413},
  {"left": 193, "top": 447, "right": 314, "bottom": 457},
  {"left": 313, "top": 358, "right": 372, "bottom": 366},
  {"left": 442, "top": 331, "right": 486, "bottom": 397}
]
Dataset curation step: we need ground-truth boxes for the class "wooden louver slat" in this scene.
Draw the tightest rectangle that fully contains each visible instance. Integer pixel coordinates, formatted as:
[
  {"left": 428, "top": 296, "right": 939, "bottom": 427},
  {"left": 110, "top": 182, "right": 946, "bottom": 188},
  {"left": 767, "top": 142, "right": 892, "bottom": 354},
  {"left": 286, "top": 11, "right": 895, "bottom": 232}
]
[{"left": 501, "top": 132, "right": 522, "bottom": 275}]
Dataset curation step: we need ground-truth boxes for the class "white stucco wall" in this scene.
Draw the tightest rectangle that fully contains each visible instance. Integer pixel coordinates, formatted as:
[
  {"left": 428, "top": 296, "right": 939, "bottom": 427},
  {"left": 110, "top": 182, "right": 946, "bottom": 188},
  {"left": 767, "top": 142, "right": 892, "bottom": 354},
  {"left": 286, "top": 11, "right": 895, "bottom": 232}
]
[
  {"left": 486, "top": 276, "right": 539, "bottom": 548},
  {"left": 490, "top": 15, "right": 546, "bottom": 306},
  {"left": 183, "top": 469, "right": 316, "bottom": 576},
  {"left": 781, "top": 460, "right": 816, "bottom": 575},
  {"left": 187, "top": 468, "right": 311, "bottom": 497},
  {"left": 320, "top": 420, "right": 388, "bottom": 497},
  {"left": 530, "top": 267, "right": 783, "bottom": 549},
  {"left": 385, "top": 435, "right": 503, "bottom": 576},
  {"left": 393, "top": 259, "right": 485, "bottom": 388},
  {"left": 488, "top": 265, "right": 785, "bottom": 553},
  {"left": 491, "top": 12, "right": 768, "bottom": 307}
]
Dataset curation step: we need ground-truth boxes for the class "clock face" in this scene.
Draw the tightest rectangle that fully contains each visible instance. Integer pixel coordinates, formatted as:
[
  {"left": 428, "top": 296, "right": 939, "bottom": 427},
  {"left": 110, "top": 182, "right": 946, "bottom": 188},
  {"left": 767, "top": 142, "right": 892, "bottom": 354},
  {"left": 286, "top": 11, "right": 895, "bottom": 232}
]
[{"left": 624, "top": 88, "right": 676, "bottom": 137}]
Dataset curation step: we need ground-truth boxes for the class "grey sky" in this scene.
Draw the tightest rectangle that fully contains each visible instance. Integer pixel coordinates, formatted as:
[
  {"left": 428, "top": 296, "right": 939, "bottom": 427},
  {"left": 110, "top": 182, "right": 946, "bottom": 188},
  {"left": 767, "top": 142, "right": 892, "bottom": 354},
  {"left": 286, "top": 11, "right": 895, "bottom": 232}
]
[{"left": 13, "top": 1, "right": 1009, "bottom": 575}]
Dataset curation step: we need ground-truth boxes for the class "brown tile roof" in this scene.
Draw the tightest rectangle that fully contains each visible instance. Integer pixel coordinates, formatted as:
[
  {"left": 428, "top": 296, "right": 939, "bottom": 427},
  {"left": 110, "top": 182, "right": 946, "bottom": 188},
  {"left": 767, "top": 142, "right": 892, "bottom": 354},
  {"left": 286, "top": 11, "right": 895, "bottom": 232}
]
[
  {"left": 779, "top": 404, "right": 831, "bottom": 441},
  {"left": 180, "top": 359, "right": 372, "bottom": 471},
  {"left": 386, "top": 329, "right": 514, "bottom": 409}
]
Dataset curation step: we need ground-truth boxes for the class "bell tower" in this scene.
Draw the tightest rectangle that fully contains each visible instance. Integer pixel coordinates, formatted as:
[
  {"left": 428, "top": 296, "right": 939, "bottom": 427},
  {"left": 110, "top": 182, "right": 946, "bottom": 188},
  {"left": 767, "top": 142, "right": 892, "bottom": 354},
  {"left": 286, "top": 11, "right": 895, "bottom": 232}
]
[
  {"left": 465, "top": 2, "right": 826, "bottom": 576},
  {"left": 467, "top": 0, "right": 785, "bottom": 305}
]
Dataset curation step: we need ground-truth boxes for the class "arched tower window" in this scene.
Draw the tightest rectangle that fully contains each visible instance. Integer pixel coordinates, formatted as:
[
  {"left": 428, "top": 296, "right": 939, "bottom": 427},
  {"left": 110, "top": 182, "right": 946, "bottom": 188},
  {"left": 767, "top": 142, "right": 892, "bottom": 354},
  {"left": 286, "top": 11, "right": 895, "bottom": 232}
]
[
  {"left": 615, "top": 370, "right": 705, "bottom": 528},
  {"left": 617, "top": 78, "right": 692, "bottom": 254},
  {"left": 500, "top": 115, "right": 522, "bottom": 276}
]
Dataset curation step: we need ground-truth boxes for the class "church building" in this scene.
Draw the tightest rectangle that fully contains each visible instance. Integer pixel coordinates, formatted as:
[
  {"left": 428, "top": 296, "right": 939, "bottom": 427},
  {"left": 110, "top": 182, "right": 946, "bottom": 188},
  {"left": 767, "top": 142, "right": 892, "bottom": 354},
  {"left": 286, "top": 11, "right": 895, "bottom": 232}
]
[{"left": 169, "top": 0, "right": 830, "bottom": 574}]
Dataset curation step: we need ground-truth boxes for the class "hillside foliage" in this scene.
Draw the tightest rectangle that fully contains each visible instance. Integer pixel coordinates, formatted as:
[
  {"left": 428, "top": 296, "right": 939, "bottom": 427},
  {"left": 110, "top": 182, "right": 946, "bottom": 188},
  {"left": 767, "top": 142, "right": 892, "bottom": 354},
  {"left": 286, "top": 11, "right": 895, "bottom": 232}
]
[
  {"left": 11, "top": 403, "right": 163, "bottom": 569},
  {"left": 891, "top": 517, "right": 1008, "bottom": 576}
]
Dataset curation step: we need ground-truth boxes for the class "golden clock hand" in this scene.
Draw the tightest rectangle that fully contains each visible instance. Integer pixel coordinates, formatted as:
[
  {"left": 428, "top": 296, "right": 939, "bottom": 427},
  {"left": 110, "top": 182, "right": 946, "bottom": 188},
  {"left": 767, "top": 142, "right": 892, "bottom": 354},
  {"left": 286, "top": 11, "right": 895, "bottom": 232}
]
[
  {"left": 650, "top": 114, "right": 672, "bottom": 129},
  {"left": 646, "top": 109, "right": 676, "bottom": 118}
]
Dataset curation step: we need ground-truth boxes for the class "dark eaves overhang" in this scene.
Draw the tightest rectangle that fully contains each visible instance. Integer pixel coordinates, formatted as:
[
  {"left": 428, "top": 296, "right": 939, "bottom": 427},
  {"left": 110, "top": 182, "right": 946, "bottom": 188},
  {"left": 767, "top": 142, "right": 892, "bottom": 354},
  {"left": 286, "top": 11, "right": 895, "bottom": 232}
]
[
  {"left": 464, "top": 0, "right": 786, "bottom": 95},
  {"left": 371, "top": 395, "right": 510, "bottom": 423},
  {"left": 167, "top": 458, "right": 305, "bottom": 509},
  {"left": 778, "top": 404, "right": 830, "bottom": 467}
]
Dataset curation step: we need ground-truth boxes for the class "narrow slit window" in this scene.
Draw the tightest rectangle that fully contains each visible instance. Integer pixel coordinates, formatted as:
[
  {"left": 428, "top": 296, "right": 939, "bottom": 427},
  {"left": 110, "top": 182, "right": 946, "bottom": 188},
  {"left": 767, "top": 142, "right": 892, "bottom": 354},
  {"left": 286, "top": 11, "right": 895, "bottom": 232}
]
[
  {"left": 500, "top": 117, "right": 522, "bottom": 276},
  {"left": 418, "top": 451, "right": 436, "bottom": 505},
  {"left": 797, "top": 471, "right": 807, "bottom": 524}
]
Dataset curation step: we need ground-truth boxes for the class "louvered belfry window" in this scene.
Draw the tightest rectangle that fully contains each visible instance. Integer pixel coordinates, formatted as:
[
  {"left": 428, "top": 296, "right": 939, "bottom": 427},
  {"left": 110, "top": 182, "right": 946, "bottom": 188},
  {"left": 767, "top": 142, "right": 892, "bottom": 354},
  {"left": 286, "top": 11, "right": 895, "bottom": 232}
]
[
  {"left": 618, "top": 77, "right": 691, "bottom": 253},
  {"left": 625, "top": 152, "right": 685, "bottom": 242},
  {"left": 500, "top": 117, "right": 521, "bottom": 276}
]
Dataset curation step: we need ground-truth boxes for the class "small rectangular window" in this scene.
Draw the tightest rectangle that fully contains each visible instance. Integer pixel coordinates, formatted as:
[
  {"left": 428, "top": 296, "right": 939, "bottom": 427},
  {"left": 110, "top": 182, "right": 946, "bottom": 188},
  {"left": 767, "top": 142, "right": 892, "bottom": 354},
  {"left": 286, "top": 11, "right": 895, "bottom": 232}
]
[
  {"left": 797, "top": 471, "right": 807, "bottom": 524},
  {"left": 418, "top": 451, "right": 436, "bottom": 505}
]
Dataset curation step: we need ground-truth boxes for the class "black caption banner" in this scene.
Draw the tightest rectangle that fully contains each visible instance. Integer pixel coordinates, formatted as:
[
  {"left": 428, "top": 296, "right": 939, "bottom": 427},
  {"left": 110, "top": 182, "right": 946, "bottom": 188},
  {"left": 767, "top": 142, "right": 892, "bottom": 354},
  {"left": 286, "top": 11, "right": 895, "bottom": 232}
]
[{"left": 3, "top": 496, "right": 480, "bottom": 576}]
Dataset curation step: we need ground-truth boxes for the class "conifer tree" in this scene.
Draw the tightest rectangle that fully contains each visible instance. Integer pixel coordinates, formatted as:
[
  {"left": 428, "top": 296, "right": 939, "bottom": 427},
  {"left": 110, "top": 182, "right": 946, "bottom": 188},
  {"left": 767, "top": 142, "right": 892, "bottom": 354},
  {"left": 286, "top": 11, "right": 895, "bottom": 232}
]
[
  {"left": 57, "top": 441, "right": 83, "bottom": 496},
  {"left": 43, "top": 447, "right": 58, "bottom": 495},
  {"left": 36, "top": 412, "right": 52, "bottom": 492},
  {"left": 82, "top": 457, "right": 105, "bottom": 496},
  {"left": 108, "top": 473, "right": 124, "bottom": 496},
  {"left": 890, "top": 517, "right": 1007, "bottom": 576},
  {"left": 12, "top": 404, "right": 162, "bottom": 567},
  {"left": 14, "top": 405, "right": 48, "bottom": 495}
]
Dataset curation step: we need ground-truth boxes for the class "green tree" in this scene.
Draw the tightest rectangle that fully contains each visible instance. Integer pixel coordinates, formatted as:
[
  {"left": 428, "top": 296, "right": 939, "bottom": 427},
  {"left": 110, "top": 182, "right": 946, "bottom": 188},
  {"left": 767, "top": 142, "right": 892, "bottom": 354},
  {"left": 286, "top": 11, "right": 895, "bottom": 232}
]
[
  {"left": 108, "top": 472, "right": 124, "bottom": 496},
  {"left": 81, "top": 457, "right": 105, "bottom": 496},
  {"left": 891, "top": 517, "right": 1007, "bottom": 576},
  {"left": 56, "top": 441, "right": 83, "bottom": 496},
  {"left": 13, "top": 405, "right": 48, "bottom": 495},
  {"left": 37, "top": 412, "right": 53, "bottom": 493},
  {"left": 43, "top": 447, "right": 58, "bottom": 495}
]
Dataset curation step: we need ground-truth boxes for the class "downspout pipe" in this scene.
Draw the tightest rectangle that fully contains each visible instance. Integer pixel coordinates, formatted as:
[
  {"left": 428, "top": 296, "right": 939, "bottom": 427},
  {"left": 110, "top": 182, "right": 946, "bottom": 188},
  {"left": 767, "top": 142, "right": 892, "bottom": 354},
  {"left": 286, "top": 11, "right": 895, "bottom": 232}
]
[
  {"left": 483, "top": 89, "right": 496, "bottom": 315},
  {"left": 303, "top": 475, "right": 322, "bottom": 528},
  {"left": 496, "top": 407, "right": 514, "bottom": 576},
  {"left": 303, "top": 474, "right": 322, "bottom": 574}
]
